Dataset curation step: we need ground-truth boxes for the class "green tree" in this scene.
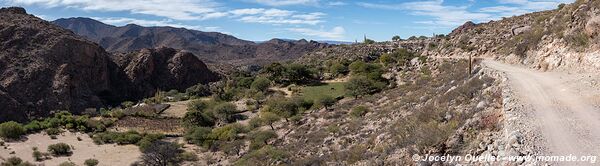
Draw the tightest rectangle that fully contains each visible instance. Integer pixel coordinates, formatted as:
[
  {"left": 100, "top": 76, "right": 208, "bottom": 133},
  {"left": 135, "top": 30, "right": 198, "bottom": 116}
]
[
  {"left": 315, "top": 96, "right": 336, "bottom": 110},
  {"left": 264, "top": 98, "right": 298, "bottom": 121},
  {"left": 251, "top": 77, "right": 271, "bottom": 92},
  {"left": 329, "top": 62, "right": 348, "bottom": 77},
  {"left": 260, "top": 112, "right": 280, "bottom": 130},
  {"left": 262, "top": 63, "right": 286, "bottom": 83},
  {"left": 285, "top": 63, "right": 314, "bottom": 84},
  {"left": 0, "top": 121, "right": 26, "bottom": 140},
  {"left": 392, "top": 35, "right": 401, "bottom": 41},
  {"left": 210, "top": 103, "right": 238, "bottom": 126},
  {"left": 185, "top": 84, "right": 211, "bottom": 97},
  {"left": 345, "top": 76, "right": 384, "bottom": 98},
  {"left": 184, "top": 127, "right": 212, "bottom": 146}
]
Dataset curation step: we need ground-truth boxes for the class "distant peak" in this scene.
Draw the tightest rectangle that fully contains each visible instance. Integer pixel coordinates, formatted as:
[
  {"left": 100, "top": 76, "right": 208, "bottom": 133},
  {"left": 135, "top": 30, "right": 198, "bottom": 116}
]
[{"left": 0, "top": 7, "right": 27, "bottom": 15}]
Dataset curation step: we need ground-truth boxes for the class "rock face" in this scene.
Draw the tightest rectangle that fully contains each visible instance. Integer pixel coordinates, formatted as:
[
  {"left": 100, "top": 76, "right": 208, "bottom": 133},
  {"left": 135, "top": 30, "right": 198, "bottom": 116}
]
[
  {"left": 53, "top": 18, "right": 329, "bottom": 65},
  {"left": 112, "top": 47, "right": 219, "bottom": 98},
  {"left": 0, "top": 7, "right": 119, "bottom": 121},
  {"left": 0, "top": 7, "right": 219, "bottom": 122}
]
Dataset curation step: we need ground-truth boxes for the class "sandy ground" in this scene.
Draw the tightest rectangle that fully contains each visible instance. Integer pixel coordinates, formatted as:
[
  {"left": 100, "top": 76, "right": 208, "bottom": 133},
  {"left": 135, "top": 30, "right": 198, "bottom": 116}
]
[
  {"left": 162, "top": 100, "right": 191, "bottom": 118},
  {"left": 484, "top": 60, "right": 600, "bottom": 165},
  {"left": 0, "top": 132, "right": 140, "bottom": 166},
  {"left": 269, "top": 87, "right": 293, "bottom": 98},
  {"left": 323, "top": 76, "right": 349, "bottom": 83}
]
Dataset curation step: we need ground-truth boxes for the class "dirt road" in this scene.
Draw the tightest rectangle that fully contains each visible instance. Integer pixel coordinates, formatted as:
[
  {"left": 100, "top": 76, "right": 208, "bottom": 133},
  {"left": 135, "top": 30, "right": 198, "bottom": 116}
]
[{"left": 483, "top": 60, "right": 600, "bottom": 165}]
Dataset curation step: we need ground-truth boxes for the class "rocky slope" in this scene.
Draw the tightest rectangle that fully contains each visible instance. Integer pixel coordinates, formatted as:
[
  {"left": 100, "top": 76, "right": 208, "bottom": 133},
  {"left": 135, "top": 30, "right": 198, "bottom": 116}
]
[
  {"left": 53, "top": 18, "right": 330, "bottom": 65},
  {"left": 0, "top": 7, "right": 218, "bottom": 122},
  {"left": 112, "top": 47, "right": 219, "bottom": 99},
  {"left": 422, "top": 0, "right": 600, "bottom": 72}
]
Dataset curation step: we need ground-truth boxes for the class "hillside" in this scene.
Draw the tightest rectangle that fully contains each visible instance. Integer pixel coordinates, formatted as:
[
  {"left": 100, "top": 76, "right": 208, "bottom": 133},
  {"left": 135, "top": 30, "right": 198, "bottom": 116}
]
[
  {"left": 53, "top": 18, "right": 330, "bottom": 65},
  {"left": 0, "top": 7, "right": 218, "bottom": 122},
  {"left": 422, "top": 0, "right": 600, "bottom": 72}
]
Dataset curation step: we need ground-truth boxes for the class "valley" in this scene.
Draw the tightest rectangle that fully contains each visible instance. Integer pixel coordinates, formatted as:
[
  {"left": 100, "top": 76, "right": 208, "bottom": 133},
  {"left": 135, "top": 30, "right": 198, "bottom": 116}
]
[{"left": 2, "top": 0, "right": 600, "bottom": 165}]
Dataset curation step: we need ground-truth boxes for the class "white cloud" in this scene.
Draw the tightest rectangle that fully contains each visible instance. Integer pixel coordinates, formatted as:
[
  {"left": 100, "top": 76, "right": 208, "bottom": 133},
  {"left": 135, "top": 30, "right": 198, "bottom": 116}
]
[
  {"left": 8, "top": 0, "right": 226, "bottom": 20},
  {"left": 287, "top": 26, "right": 345, "bottom": 39},
  {"left": 230, "top": 8, "right": 325, "bottom": 25},
  {"left": 357, "top": 1, "right": 492, "bottom": 27},
  {"left": 92, "top": 17, "right": 223, "bottom": 32},
  {"left": 328, "top": 1, "right": 347, "bottom": 6},
  {"left": 356, "top": 0, "right": 574, "bottom": 27},
  {"left": 250, "top": 0, "right": 319, "bottom": 6}
]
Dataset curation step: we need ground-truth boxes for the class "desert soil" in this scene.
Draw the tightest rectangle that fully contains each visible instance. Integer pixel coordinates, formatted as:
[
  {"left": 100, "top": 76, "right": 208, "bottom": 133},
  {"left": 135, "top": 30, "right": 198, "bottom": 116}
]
[
  {"left": 484, "top": 60, "right": 600, "bottom": 165},
  {"left": 0, "top": 132, "right": 140, "bottom": 166}
]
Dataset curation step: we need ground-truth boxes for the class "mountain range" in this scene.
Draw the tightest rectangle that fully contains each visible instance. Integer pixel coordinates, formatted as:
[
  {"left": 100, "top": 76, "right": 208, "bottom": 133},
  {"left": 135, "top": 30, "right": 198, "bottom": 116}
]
[{"left": 52, "top": 18, "right": 330, "bottom": 65}]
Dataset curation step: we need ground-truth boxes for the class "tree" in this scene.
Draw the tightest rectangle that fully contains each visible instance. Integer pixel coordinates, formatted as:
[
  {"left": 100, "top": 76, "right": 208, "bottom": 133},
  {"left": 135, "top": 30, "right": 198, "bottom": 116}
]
[
  {"left": 84, "top": 159, "right": 99, "bottom": 166},
  {"left": 264, "top": 98, "right": 298, "bottom": 121},
  {"left": 345, "top": 76, "right": 384, "bottom": 98},
  {"left": 210, "top": 103, "right": 237, "bottom": 126},
  {"left": 329, "top": 62, "right": 348, "bottom": 77},
  {"left": 184, "top": 127, "right": 212, "bottom": 147},
  {"left": 0, "top": 121, "right": 26, "bottom": 140},
  {"left": 141, "top": 141, "right": 181, "bottom": 166},
  {"left": 315, "top": 96, "right": 336, "bottom": 110},
  {"left": 392, "top": 35, "right": 401, "bottom": 41},
  {"left": 285, "top": 63, "right": 314, "bottom": 84},
  {"left": 185, "top": 84, "right": 211, "bottom": 97},
  {"left": 262, "top": 63, "right": 286, "bottom": 83},
  {"left": 260, "top": 112, "right": 280, "bottom": 130},
  {"left": 251, "top": 77, "right": 271, "bottom": 92},
  {"left": 47, "top": 143, "right": 72, "bottom": 156},
  {"left": 349, "top": 61, "right": 368, "bottom": 74}
]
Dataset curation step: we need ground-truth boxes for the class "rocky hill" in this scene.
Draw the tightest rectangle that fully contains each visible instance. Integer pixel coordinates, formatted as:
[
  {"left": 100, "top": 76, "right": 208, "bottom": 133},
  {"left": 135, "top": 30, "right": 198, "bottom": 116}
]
[
  {"left": 422, "top": 0, "right": 600, "bottom": 72},
  {"left": 112, "top": 47, "right": 219, "bottom": 99},
  {"left": 0, "top": 7, "right": 218, "bottom": 122},
  {"left": 53, "top": 18, "right": 330, "bottom": 65}
]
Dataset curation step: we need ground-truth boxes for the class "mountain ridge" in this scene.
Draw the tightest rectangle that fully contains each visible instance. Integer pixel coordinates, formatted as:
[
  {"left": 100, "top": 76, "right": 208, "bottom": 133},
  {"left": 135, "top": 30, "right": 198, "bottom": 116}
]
[{"left": 53, "top": 17, "right": 330, "bottom": 65}]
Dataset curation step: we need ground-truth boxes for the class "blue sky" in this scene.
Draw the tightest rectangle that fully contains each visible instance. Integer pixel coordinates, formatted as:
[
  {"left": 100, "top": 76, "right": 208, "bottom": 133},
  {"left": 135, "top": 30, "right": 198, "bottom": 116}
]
[{"left": 1, "top": 0, "right": 574, "bottom": 41}]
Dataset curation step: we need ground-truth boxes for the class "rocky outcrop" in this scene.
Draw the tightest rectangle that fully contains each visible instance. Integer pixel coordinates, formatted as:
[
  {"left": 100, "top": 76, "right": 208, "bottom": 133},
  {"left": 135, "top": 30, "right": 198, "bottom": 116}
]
[
  {"left": 0, "top": 7, "right": 119, "bottom": 121},
  {"left": 112, "top": 47, "right": 219, "bottom": 98},
  {"left": 0, "top": 7, "right": 219, "bottom": 122},
  {"left": 449, "top": 21, "right": 477, "bottom": 36}
]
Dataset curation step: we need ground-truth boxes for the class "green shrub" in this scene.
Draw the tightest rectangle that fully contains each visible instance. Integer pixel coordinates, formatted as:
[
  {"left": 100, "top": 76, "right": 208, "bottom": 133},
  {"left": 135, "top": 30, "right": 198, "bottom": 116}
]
[
  {"left": 315, "top": 95, "right": 336, "bottom": 110},
  {"left": 235, "top": 146, "right": 288, "bottom": 166},
  {"left": 179, "top": 152, "right": 198, "bottom": 161},
  {"left": 350, "top": 106, "right": 369, "bottom": 117},
  {"left": 345, "top": 76, "right": 385, "bottom": 98},
  {"left": 186, "top": 83, "right": 211, "bottom": 97},
  {"left": 210, "top": 123, "right": 245, "bottom": 141},
  {"left": 84, "top": 159, "right": 99, "bottom": 166},
  {"left": 58, "top": 162, "right": 76, "bottom": 166},
  {"left": 24, "top": 120, "right": 43, "bottom": 133},
  {"left": 1, "top": 156, "right": 33, "bottom": 166},
  {"left": 47, "top": 143, "right": 72, "bottom": 156},
  {"left": 251, "top": 77, "right": 271, "bottom": 92},
  {"left": 121, "top": 101, "right": 135, "bottom": 108},
  {"left": 45, "top": 128, "right": 62, "bottom": 136},
  {"left": 184, "top": 127, "right": 212, "bottom": 147},
  {"left": 0, "top": 121, "right": 26, "bottom": 139},
  {"left": 249, "top": 130, "right": 277, "bottom": 150}
]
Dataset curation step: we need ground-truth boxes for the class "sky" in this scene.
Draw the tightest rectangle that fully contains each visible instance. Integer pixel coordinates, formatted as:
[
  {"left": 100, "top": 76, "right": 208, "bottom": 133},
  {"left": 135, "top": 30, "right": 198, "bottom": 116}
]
[{"left": 1, "top": 0, "right": 575, "bottom": 42}]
